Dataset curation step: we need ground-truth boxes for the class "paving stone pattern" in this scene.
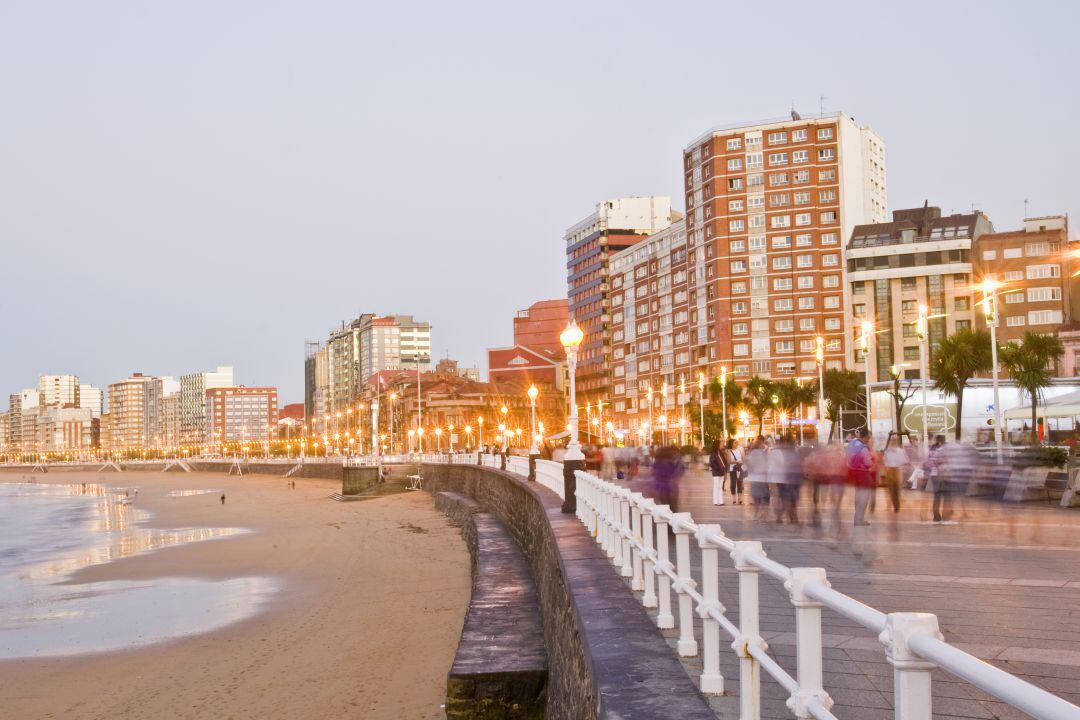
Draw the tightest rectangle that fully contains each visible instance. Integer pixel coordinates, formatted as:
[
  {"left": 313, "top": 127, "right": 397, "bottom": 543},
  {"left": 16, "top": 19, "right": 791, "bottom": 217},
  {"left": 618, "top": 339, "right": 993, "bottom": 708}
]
[{"left": 613, "top": 466, "right": 1080, "bottom": 720}]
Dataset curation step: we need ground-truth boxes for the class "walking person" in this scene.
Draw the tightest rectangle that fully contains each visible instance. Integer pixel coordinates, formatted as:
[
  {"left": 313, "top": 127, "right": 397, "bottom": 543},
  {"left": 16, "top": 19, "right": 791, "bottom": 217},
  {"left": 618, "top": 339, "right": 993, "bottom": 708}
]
[
  {"left": 846, "top": 429, "right": 875, "bottom": 527},
  {"left": 708, "top": 440, "right": 727, "bottom": 506},
  {"left": 882, "top": 436, "right": 907, "bottom": 512},
  {"left": 725, "top": 439, "right": 744, "bottom": 504},
  {"left": 746, "top": 437, "right": 770, "bottom": 520},
  {"left": 220, "top": 492, "right": 226, "bottom": 505}
]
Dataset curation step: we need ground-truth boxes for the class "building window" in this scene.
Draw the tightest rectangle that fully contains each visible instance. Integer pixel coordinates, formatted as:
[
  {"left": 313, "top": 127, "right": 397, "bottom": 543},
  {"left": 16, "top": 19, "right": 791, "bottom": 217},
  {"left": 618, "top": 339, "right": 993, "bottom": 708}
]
[
  {"left": 823, "top": 275, "right": 839, "bottom": 288},
  {"left": 824, "top": 296, "right": 840, "bottom": 309},
  {"left": 774, "top": 277, "right": 793, "bottom": 291},
  {"left": 1027, "top": 264, "right": 1061, "bottom": 279},
  {"left": 775, "top": 298, "right": 793, "bottom": 311},
  {"left": 795, "top": 213, "right": 811, "bottom": 226},
  {"left": 746, "top": 152, "right": 763, "bottom": 169},
  {"left": 796, "top": 254, "right": 814, "bottom": 268},
  {"left": 819, "top": 169, "right": 836, "bottom": 182},
  {"left": 770, "top": 193, "right": 790, "bottom": 207},
  {"left": 733, "top": 322, "right": 748, "bottom": 334},
  {"left": 749, "top": 215, "right": 766, "bottom": 229},
  {"left": 822, "top": 254, "right": 839, "bottom": 266},
  {"left": 821, "top": 232, "right": 838, "bottom": 245},
  {"left": 749, "top": 255, "right": 767, "bottom": 270},
  {"left": 1006, "top": 315, "right": 1026, "bottom": 327},
  {"left": 800, "top": 318, "right": 815, "bottom": 331},
  {"left": 728, "top": 199, "right": 745, "bottom": 212},
  {"left": 771, "top": 215, "right": 791, "bottom": 229},
  {"left": 749, "top": 236, "right": 766, "bottom": 251},
  {"left": 982, "top": 249, "right": 997, "bottom": 261},
  {"left": 825, "top": 317, "right": 841, "bottom": 330},
  {"left": 797, "top": 275, "right": 814, "bottom": 289},
  {"left": 730, "top": 219, "right": 745, "bottom": 232},
  {"left": 732, "top": 301, "right": 748, "bottom": 314},
  {"left": 727, "top": 158, "right": 743, "bottom": 171},
  {"left": 773, "top": 256, "right": 792, "bottom": 270},
  {"left": 733, "top": 343, "right": 749, "bottom": 356},
  {"left": 1026, "top": 242, "right": 1050, "bottom": 257},
  {"left": 1027, "top": 287, "right": 1062, "bottom": 302},
  {"left": 819, "top": 189, "right": 836, "bottom": 203},
  {"left": 817, "top": 127, "right": 834, "bottom": 140},
  {"left": 731, "top": 281, "right": 747, "bottom": 293},
  {"left": 748, "top": 196, "right": 765, "bottom": 210},
  {"left": 818, "top": 148, "right": 835, "bottom": 161},
  {"left": 769, "top": 152, "right": 789, "bottom": 166},
  {"left": 768, "top": 131, "right": 787, "bottom": 144},
  {"left": 728, "top": 178, "right": 743, "bottom": 191},
  {"left": 904, "top": 347, "right": 920, "bottom": 361},
  {"left": 777, "top": 362, "right": 796, "bottom": 375},
  {"left": 1029, "top": 310, "right": 1063, "bottom": 325},
  {"left": 772, "top": 235, "right": 791, "bottom": 249},
  {"left": 1004, "top": 270, "right": 1023, "bottom": 281},
  {"left": 1003, "top": 247, "right": 1022, "bottom": 259},
  {"left": 793, "top": 149, "right": 809, "bottom": 163},
  {"left": 1005, "top": 292, "right": 1025, "bottom": 304},
  {"left": 955, "top": 320, "right": 971, "bottom": 332},
  {"left": 798, "top": 297, "right": 815, "bottom": 310},
  {"left": 727, "top": 138, "right": 742, "bottom": 150},
  {"left": 820, "top": 211, "right": 838, "bottom": 224},
  {"left": 794, "top": 191, "right": 810, "bottom": 205},
  {"left": 776, "top": 319, "right": 794, "bottom": 332},
  {"left": 776, "top": 340, "right": 794, "bottom": 353},
  {"left": 769, "top": 172, "right": 789, "bottom": 186},
  {"left": 730, "top": 239, "right": 746, "bottom": 253},
  {"left": 792, "top": 129, "right": 807, "bottom": 142}
]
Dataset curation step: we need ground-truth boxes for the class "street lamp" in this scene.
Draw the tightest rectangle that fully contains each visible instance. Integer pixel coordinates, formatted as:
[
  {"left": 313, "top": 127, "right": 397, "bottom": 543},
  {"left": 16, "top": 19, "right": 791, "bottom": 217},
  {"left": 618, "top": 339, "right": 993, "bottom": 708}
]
[
  {"left": 979, "top": 279, "right": 1005, "bottom": 463},
  {"left": 559, "top": 319, "right": 585, "bottom": 461},
  {"left": 815, "top": 336, "right": 827, "bottom": 445},
  {"left": 435, "top": 426, "right": 442, "bottom": 451},
  {"left": 915, "top": 305, "right": 930, "bottom": 456},
  {"left": 417, "top": 426, "right": 424, "bottom": 453},
  {"left": 477, "top": 416, "right": 484, "bottom": 449},
  {"left": 678, "top": 374, "right": 687, "bottom": 447},
  {"left": 698, "top": 371, "right": 707, "bottom": 449},
  {"left": 388, "top": 392, "right": 397, "bottom": 454},
  {"left": 527, "top": 384, "right": 540, "bottom": 455},
  {"left": 719, "top": 367, "right": 728, "bottom": 445},
  {"left": 859, "top": 320, "right": 874, "bottom": 440},
  {"left": 646, "top": 386, "right": 654, "bottom": 446}
]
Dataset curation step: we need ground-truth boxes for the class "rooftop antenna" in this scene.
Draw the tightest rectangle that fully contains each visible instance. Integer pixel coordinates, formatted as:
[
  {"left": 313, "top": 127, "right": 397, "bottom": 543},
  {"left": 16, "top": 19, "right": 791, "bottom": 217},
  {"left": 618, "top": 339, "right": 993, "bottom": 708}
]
[
  {"left": 819, "top": 95, "right": 826, "bottom": 116},
  {"left": 1024, "top": 198, "right": 1030, "bottom": 219}
]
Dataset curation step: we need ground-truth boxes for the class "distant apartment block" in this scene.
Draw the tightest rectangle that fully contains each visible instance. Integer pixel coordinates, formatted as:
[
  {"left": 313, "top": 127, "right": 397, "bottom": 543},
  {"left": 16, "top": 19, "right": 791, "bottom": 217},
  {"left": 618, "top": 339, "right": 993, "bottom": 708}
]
[
  {"left": 848, "top": 205, "right": 993, "bottom": 382},
  {"left": 78, "top": 384, "right": 104, "bottom": 418},
  {"left": 107, "top": 373, "right": 163, "bottom": 450},
  {"left": 206, "top": 386, "right": 278, "bottom": 444},
  {"left": 179, "top": 366, "right": 234, "bottom": 444},
  {"left": 565, "top": 197, "right": 677, "bottom": 409},
  {"left": 683, "top": 111, "right": 888, "bottom": 382},
  {"left": 39, "top": 375, "right": 79, "bottom": 407},
  {"left": 974, "top": 215, "right": 1077, "bottom": 348}
]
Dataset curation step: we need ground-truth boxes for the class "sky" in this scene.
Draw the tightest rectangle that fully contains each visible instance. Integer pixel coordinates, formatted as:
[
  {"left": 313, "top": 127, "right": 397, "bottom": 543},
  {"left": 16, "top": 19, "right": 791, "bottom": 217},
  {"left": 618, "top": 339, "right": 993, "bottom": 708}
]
[{"left": 1, "top": 1, "right": 1078, "bottom": 403}]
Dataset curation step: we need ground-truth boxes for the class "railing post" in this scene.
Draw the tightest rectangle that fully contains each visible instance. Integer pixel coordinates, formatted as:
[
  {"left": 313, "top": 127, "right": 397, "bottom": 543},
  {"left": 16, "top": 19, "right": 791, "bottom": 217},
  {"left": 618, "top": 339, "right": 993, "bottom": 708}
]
[
  {"left": 629, "top": 493, "right": 645, "bottom": 591},
  {"left": 601, "top": 484, "right": 614, "bottom": 557},
  {"left": 671, "top": 512, "right": 698, "bottom": 657},
  {"left": 640, "top": 499, "right": 658, "bottom": 608},
  {"left": 618, "top": 491, "right": 633, "bottom": 578},
  {"left": 879, "top": 613, "right": 941, "bottom": 720},
  {"left": 785, "top": 568, "right": 834, "bottom": 719},
  {"left": 652, "top": 506, "right": 675, "bottom": 629},
  {"left": 732, "top": 540, "right": 765, "bottom": 720},
  {"left": 695, "top": 523, "right": 725, "bottom": 694}
]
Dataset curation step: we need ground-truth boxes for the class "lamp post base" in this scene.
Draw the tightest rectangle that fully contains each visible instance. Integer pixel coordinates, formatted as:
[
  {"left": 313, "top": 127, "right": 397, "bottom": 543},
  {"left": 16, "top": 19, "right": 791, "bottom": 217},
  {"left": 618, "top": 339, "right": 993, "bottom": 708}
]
[
  {"left": 528, "top": 452, "right": 539, "bottom": 481},
  {"left": 562, "top": 458, "right": 583, "bottom": 513}
]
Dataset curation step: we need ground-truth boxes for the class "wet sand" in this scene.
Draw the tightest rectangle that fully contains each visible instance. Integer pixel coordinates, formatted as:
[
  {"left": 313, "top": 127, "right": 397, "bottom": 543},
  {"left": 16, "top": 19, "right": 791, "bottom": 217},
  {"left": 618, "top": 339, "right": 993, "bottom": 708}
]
[{"left": 0, "top": 470, "right": 471, "bottom": 720}]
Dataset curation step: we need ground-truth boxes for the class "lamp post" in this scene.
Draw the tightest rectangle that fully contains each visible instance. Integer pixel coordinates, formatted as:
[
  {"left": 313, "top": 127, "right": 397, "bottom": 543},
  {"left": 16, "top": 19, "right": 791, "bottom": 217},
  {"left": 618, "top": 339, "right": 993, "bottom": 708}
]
[
  {"left": 559, "top": 319, "right": 585, "bottom": 513},
  {"left": 698, "top": 371, "right": 706, "bottom": 449},
  {"left": 388, "top": 392, "right": 397, "bottom": 454},
  {"left": 646, "top": 386, "right": 654, "bottom": 446},
  {"left": 815, "top": 336, "right": 827, "bottom": 445},
  {"left": 417, "top": 426, "right": 424, "bottom": 453},
  {"left": 860, "top": 320, "right": 874, "bottom": 441},
  {"left": 448, "top": 424, "right": 455, "bottom": 452},
  {"left": 678, "top": 374, "right": 687, "bottom": 447},
  {"left": 915, "top": 306, "right": 930, "bottom": 457},
  {"left": 435, "top": 427, "right": 442, "bottom": 452},
  {"left": 720, "top": 367, "right": 728, "bottom": 444},
  {"left": 477, "top": 416, "right": 484, "bottom": 449},
  {"left": 527, "top": 385, "right": 539, "bottom": 454},
  {"left": 979, "top": 280, "right": 1005, "bottom": 464}
]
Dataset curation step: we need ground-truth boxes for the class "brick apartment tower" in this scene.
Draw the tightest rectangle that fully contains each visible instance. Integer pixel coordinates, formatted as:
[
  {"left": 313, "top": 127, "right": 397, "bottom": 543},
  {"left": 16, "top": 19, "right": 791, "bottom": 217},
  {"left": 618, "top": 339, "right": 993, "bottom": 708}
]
[
  {"left": 682, "top": 112, "right": 887, "bottom": 382},
  {"left": 973, "top": 215, "right": 1077, "bottom": 348},
  {"left": 565, "top": 197, "right": 677, "bottom": 410}
]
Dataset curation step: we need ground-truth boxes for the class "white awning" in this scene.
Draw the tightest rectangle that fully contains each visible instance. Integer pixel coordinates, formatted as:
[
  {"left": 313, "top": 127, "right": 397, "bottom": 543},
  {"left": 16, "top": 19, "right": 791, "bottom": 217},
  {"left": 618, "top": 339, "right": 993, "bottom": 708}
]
[{"left": 1003, "top": 389, "right": 1080, "bottom": 420}]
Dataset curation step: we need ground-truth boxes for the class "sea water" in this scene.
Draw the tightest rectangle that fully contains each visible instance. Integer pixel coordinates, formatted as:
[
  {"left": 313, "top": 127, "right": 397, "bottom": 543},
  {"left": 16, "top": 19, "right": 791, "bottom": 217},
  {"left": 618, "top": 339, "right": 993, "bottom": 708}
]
[{"left": 0, "top": 482, "right": 277, "bottom": 658}]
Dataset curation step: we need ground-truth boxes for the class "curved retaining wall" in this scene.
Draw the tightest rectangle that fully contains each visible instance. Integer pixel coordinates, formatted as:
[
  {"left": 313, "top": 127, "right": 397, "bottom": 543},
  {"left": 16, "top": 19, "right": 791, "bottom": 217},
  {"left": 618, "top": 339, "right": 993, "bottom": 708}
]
[{"left": 423, "top": 463, "right": 714, "bottom": 720}]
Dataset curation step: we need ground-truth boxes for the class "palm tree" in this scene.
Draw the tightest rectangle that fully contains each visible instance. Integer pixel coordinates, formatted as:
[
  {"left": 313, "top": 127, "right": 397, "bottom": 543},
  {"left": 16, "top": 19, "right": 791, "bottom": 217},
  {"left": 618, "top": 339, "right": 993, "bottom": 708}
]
[
  {"left": 930, "top": 329, "right": 992, "bottom": 440},
  {"left": 999, "top": 331, "right": 1065, "bottom": 446},
  {"left": 745, "top": 376, "right": 775, "bottom": 437},
  {"left": 822, "top": 369, "right": 862, "bottom": 441}
]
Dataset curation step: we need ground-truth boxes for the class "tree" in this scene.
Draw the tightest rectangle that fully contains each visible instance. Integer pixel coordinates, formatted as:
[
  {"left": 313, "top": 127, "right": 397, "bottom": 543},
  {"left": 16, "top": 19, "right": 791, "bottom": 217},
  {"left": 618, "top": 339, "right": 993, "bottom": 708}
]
[
  {"left": 998, "top": 331, "right": 1065, "bottom": 446},
  {"left": 822, "top": 369, "right": 862, "bottom": 441},
  {"left": 745, "top": 376, "right": 775, "bottom": 437},
  {"left": 930, "top": 329, "right": 993, "bottom": 441},
  {"left": 886, "top": 366, "right": 919, "bottom": 444}
]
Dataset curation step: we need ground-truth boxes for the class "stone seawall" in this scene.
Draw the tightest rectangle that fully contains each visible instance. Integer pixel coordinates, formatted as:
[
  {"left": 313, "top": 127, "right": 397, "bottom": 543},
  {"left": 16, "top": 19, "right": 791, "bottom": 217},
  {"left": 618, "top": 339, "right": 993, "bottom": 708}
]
[{"left": 422, "top": 463, "right": 714, "bottom": 720}]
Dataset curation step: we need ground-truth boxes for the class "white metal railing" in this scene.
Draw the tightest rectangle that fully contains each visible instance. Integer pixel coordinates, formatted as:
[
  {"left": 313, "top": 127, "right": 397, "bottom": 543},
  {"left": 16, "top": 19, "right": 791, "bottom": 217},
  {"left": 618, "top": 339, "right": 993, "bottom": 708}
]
[{"left": 570, "top": 469, "right": 1079, "bottom": 720}]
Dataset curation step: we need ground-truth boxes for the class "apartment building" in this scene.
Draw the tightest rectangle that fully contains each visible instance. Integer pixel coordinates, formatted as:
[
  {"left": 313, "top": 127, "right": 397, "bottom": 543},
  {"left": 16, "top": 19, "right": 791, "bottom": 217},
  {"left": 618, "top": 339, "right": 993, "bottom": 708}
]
[
  {"left": 35, "top": 406, "right": 94, "bottom": 453},
  {"left": 107, "top": 373, "right": 163, "bottom": 450},
  {"left": 205, "top": 386, "right": 278, "bottom": 444},
  {"left": 78, "top": 384, "right": 104, "bottom": 418},
  {"left": 304, "top": 341, "right": 330, "bottom": 420},
  {"left": 179, "top": 366, "right": 234, "bottom": 444},
  {"left": 973, "top": 215, "right": 1077, "bottom": 346},
  {"left": 512, "top": 299, "right": 569, "bottom": 355},
  {"left": 848, "top": 205, "right": 994, "bottom": 383},
  {"left": 360, "top": 315, "right": 432, "bottom": 382},
  {"left": 609, "top": 219, "right": 691, "bottom": 430},
  {"left": 5, "top": 389, "right": 39, "bottom": 452},
  {"left": 488, "top": 300, "right": 569, "bottom": 391},
  {"left": 565, "top": 197, "right": 676, "bottom": 409},
  {"left": 161, "top": 387, "right": 182, "bottom": 449},
  {"left": 39, "top": 375, "right": 79, "bottom": 407},
  {"left": 682, "top": 112, "right": 888, "bottom": 382}
]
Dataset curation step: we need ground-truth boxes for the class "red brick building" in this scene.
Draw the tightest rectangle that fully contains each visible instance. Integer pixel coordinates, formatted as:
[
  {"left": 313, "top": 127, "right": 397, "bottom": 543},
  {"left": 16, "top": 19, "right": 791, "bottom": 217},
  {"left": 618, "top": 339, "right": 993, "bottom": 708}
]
[
  {"left": 512, "top": 299, "right": 569, "bottom": 354},
  {"left": 205, "top": 386, "right": 278, "bottom": 443}
]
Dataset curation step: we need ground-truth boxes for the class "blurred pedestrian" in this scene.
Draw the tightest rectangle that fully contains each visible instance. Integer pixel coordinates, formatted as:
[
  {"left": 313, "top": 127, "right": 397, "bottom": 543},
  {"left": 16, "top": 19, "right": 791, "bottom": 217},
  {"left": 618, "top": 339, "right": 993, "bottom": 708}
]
[
  {"left": 725, "top": 439, "right": 744, "bottom": 504},
  {"left": 846, "top": 429, "right": 875, "bottom": 527},
  {"left": 883, "top": 437, "right": 907, "bottom": 512},
  {"left": 746, "top": 437, "right": 770, "bottom": 520},
  {"left": 709, "top": 440, "right": 727, "bottom": 506},
  {"left": 925, "top": 435, "right": 949, "bottom": 522},
  {"left": 651, "top": 445, "right": 684, "bottom": 511}
]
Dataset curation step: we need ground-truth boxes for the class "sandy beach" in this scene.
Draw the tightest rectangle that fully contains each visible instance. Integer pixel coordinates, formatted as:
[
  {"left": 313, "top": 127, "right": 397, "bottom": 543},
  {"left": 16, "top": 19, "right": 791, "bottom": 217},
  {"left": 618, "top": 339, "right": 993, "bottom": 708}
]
[{"left": 0, "top": 469, "right": 471, "bottom": 720}]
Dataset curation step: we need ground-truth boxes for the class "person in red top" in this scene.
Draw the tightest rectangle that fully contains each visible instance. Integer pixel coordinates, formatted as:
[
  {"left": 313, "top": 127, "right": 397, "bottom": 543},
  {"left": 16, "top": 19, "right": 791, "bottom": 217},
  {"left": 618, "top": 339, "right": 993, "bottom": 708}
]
[{"left": 845, "top": 429, "right": 875, "bottom": 527}]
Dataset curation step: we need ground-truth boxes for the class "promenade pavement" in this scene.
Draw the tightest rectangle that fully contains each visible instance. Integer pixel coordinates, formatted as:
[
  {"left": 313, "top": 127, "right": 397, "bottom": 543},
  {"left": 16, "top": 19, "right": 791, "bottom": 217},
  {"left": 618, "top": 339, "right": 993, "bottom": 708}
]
[{"left": 612, "top": 465, "right": 1080, "bottom": 720}]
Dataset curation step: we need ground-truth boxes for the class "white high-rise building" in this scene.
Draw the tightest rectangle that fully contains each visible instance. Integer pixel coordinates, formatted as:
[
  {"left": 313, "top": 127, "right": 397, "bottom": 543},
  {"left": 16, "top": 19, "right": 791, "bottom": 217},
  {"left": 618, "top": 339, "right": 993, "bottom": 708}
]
[
  {"left": 179, "top": 366, "right": 233, "bottom": 444},
  {"left": 78, "top": 384, "right": 104, "bottom": 418},
  {"left": 39, "top": 375, "right": 79, "bottom": 407}
]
